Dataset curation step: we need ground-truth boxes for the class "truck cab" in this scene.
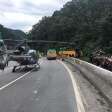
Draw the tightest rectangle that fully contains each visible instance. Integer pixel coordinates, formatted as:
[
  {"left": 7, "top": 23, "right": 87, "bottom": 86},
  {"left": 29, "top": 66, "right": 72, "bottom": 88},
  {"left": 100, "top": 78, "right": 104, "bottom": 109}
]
[{"left": 47, "top": 49, "right": 57, "bottom": 60}]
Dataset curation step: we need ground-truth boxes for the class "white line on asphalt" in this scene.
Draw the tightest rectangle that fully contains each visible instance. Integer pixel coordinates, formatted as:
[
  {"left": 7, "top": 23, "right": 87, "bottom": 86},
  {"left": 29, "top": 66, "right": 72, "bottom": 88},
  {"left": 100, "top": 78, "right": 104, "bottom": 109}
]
[
  {"left": 0, "top": 69, "right": 34, "bottom": 91},
  {"left": 58, "top": 60, "right": 85, "bottom": 112},
  {"left": 0, "top": 60, "right": 43, "bottom": 91}
]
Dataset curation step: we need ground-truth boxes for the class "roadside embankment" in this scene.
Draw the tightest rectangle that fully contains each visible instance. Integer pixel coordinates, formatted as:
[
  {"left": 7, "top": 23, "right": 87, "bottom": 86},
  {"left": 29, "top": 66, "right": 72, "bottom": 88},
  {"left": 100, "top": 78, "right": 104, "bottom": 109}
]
[{"left": 64, "top": 58, "right": 112, "bottom": 105}]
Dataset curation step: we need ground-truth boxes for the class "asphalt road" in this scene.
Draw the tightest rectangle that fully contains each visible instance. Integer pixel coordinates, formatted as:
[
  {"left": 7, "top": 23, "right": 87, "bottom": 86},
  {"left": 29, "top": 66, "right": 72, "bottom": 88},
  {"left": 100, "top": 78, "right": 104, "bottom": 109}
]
[{"left": 0, "top": 59, "right": 77, "bottom": 112}]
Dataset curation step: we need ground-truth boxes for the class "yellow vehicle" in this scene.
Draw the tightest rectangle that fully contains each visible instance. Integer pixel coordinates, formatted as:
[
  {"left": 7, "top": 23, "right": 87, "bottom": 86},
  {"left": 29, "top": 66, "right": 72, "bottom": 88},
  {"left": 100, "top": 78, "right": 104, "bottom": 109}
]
[
  {"left": 58, "top": 50, "right": 76, "bottom": 58},
  {"left": 47, "top": 49, "right": 57, "bottom": 60}
]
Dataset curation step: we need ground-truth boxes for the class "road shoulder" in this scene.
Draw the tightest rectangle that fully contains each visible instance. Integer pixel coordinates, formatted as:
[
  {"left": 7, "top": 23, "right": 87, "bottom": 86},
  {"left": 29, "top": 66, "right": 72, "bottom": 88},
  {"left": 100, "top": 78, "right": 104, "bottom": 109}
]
[{"left": 65, "top": 62, "right": 111, "bottom": 112}]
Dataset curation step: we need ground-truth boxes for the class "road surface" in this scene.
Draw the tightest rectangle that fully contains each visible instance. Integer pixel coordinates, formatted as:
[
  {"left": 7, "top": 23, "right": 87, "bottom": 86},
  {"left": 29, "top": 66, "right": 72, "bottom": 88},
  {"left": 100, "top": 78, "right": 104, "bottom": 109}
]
[{"left": 0, "top": 59, "right": 78, "bottom": 112}]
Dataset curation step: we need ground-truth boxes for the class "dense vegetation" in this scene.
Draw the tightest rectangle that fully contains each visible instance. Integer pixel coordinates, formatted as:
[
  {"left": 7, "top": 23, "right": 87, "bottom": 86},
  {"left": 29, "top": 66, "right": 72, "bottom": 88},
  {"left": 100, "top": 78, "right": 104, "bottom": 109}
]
[
  {"left": 0, "top": 24, "right": 26, "bottom": 49},
  {"left": 29, "top": 0, "right": 112, "bottom": 56},
  {"left": 0, "top": 24, "right": 26, "bottom": 40}
]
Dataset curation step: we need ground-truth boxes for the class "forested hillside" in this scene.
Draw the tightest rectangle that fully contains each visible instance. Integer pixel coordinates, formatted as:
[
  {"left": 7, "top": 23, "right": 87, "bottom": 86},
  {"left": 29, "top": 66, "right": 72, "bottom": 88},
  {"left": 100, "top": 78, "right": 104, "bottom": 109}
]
[
  {"left": 29, "top": 0, "right": 112, "bottom": 56},
  {"left": 0, "top": 24, "right": 26, "bottom": 40}
]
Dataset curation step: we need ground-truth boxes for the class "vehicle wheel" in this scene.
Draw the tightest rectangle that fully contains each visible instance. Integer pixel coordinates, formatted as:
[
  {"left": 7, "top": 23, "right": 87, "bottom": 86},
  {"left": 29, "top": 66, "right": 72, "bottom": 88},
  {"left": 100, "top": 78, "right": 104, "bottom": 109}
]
[
  {"left": 12, "top": 66, "right": 16, "bottom": 72},
  {"left": 33, "top": 64, "right": 40, "bottom": 71},
  {"left": 38, "top": 64, "right": 40, "bottom": 69},
  {"left": 37, "top": 62, "right": 40, "bottom": 68},
  {"left": 33, "top": 67, "right": 38, "bottom": 71}
]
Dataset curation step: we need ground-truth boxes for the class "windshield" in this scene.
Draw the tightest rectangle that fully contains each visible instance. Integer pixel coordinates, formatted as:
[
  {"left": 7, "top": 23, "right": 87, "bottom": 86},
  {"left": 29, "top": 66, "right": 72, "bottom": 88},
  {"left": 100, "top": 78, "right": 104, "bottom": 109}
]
[
  {"left": 47, "top": 49, "right": 56, "bottom": 53},
  {"left": 0, "top": 0, "right": 111, "bottom": 112}
]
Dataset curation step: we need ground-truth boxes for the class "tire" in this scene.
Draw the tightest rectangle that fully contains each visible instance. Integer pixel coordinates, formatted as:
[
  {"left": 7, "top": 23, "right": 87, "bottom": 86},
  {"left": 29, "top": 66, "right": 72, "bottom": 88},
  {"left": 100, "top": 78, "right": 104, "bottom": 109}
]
[
  {"left": 12, "top": 66, "right": 16, "bottom": 72},
  {"left": 33, "top": 65, "right": 39, "bottom": 71}
]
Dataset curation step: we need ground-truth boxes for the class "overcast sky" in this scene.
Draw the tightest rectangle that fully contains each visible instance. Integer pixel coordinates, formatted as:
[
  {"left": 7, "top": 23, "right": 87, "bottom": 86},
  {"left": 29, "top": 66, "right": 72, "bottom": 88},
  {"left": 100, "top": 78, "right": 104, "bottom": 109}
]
[{"left": 0, "top": 0, "right": 70, "bottom": 32}]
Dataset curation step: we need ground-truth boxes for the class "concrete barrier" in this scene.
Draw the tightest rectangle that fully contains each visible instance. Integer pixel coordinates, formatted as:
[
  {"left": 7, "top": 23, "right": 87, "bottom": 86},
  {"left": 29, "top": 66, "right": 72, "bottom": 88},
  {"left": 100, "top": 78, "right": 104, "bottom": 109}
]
[{"left": 65, "top": 58, "right": 112, "bottom": 105}]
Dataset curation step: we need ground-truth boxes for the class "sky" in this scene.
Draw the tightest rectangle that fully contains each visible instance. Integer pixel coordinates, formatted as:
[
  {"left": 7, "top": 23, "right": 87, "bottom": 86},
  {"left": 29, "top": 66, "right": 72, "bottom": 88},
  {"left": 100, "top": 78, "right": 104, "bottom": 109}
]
[{"left": 0, "top": 0, "right": 70, "bottom": 32}]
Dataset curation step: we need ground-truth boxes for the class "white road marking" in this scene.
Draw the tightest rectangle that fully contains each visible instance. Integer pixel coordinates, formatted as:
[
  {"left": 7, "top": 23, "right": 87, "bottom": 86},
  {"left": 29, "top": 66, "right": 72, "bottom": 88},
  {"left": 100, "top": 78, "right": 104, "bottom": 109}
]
[
  {"left": 0, "top": 58, "right": 43, "bottom": 90},
  {"left": 0, "top": 69, "right": 34, "bottom": 91},
  {"left": 0, "top": 59, "right": 43, "bottom": 91},
  {"left": 58, "top": 60, "right": 85, "bottom": 112}
]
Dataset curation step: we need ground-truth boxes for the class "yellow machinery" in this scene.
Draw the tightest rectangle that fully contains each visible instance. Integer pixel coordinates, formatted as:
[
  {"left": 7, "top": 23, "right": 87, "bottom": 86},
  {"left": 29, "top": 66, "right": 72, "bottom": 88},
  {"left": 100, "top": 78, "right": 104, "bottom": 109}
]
[
  {"left": 58, "top": 50, "right": 77, "bottom": 58},
  {"left": 47, "top": 48, "right": 82, "bottom": 60}
]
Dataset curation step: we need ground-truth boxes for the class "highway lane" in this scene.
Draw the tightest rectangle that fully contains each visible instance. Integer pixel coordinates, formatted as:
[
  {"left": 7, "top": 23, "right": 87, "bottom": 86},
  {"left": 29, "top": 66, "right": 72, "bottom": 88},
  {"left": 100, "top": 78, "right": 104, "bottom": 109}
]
[{"left": 0, "top": 59, "right": 78, "bottom": 112}]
